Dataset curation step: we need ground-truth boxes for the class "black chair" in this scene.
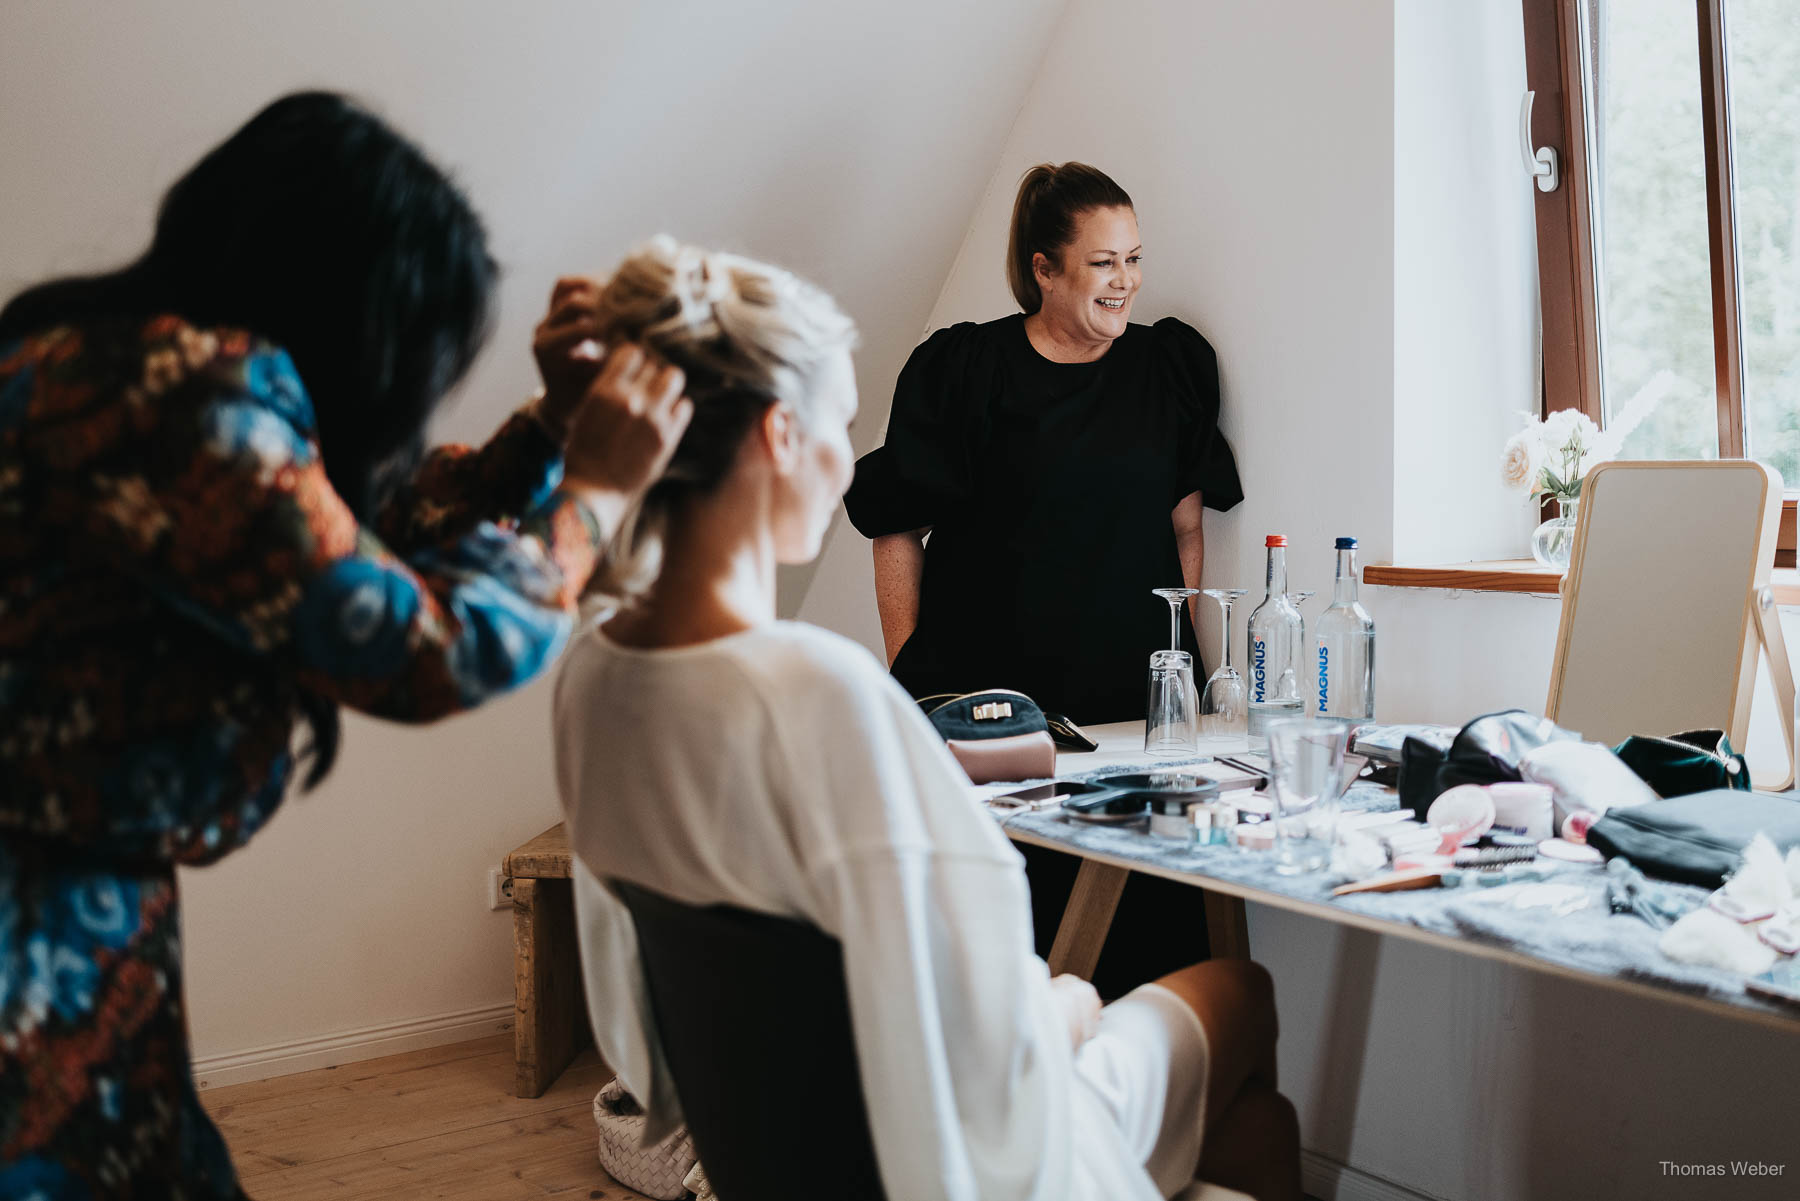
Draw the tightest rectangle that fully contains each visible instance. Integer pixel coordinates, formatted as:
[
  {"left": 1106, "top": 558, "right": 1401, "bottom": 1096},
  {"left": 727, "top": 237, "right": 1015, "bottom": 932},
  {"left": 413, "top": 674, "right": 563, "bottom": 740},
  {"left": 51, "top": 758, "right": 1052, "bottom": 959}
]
[{"left": 611, "top": 880, "right": 887, "bottom": 1201}]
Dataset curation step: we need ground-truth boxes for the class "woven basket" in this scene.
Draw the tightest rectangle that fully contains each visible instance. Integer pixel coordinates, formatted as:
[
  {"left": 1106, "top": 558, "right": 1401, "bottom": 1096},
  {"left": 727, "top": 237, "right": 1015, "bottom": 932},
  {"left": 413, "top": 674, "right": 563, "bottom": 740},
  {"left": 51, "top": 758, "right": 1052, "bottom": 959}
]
[
  {"left": 592, "top": 1079, "right": 699, "bottom": 1200},
  {"left": 682, "top": 1161, "right": 717, "bottom": 1201}
]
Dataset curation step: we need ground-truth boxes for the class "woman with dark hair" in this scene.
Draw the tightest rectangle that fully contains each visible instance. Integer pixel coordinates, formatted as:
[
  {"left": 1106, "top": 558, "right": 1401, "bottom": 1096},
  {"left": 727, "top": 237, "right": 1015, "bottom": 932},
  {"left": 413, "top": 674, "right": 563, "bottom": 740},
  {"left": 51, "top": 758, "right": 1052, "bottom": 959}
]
[
  {"left": 847, "top": 161, "right": 1242, "bottom": 722},
  {"left": 845, "top": 163, "right": 1246, "bottom": 1000},
  {"left": 0, "top": 92, "right": 691, "bottom": 1197}
]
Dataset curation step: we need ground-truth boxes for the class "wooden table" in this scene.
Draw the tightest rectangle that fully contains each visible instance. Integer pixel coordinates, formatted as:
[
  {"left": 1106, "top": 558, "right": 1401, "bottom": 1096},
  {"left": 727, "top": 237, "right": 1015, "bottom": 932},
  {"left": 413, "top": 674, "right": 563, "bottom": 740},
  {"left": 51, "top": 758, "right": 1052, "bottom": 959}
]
[
  {"left": 1021, "top": 726, "right": 1256, "bottom": 973},
  {"left": 1013, "top": 721, "right": 1800, "bottom": 1035}
]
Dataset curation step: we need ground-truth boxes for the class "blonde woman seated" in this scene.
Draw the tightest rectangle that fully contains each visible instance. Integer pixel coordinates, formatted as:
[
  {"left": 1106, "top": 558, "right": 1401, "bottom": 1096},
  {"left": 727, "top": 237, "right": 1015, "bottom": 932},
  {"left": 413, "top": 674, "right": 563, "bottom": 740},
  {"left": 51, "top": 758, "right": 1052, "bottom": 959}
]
[{"left": 553, "top": 236, "right": 1301, "bottom": 1201}]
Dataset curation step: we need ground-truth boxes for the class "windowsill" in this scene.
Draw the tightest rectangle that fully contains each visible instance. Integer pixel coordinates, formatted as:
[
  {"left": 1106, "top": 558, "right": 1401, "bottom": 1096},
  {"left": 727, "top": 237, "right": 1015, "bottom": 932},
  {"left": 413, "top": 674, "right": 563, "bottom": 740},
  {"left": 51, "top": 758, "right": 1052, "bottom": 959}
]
[
  {"left": 1362, "top": 560, "right": 1562, "bottom": 594},
  {"left": 1364, "top": 559, "right": 1800, "bottom": 604}
]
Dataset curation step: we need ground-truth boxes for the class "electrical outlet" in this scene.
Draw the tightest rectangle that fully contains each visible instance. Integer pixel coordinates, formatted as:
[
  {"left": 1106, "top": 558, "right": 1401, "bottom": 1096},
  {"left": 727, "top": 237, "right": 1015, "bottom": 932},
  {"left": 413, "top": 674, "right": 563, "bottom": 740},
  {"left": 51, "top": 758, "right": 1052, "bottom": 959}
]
[{"left": 487, "top": 866, "right": 514, "bottom": 911}]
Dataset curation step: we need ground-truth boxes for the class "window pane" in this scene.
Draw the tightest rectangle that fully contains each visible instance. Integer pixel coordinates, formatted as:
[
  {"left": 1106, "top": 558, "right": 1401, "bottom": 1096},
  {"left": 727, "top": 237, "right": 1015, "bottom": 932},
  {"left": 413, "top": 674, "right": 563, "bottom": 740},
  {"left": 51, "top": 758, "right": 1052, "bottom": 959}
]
[
  {"left": 1588, "top": 0, "right": 1720, "bottom": 459},
  {"left": 1728, "top": 0, "right": 1800, "bottom": 488}
]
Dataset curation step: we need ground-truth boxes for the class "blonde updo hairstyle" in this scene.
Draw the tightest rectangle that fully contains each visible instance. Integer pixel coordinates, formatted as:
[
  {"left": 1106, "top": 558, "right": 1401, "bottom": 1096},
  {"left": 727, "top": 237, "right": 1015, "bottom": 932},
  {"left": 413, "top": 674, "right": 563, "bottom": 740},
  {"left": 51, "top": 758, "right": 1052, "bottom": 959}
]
[{"left": 587, "top": 235, "right": 858, "bottom": 607}]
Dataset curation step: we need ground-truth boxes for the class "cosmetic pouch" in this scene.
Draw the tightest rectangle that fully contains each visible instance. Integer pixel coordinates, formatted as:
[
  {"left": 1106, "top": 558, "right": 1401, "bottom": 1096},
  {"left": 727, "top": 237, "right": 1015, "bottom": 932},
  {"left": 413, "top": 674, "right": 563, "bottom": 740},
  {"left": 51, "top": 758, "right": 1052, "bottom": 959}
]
[
  {"left": 1612, "top": 729, "right": 1749, "bottom": 797},
  {"left": 1586, "top": 789, "right": 1800, "bottom": 887},
  {"left": 1398, "top": 709, "right": 1580, "bottom": 814},
  {"left": 919, "top": 689, "right": 1056, "bottom": 784}
]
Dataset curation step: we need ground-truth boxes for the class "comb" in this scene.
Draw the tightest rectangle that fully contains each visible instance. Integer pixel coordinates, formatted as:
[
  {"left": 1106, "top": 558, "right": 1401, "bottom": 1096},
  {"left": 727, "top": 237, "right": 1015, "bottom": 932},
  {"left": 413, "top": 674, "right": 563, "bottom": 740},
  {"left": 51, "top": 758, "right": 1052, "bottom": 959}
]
[{"left": 1453, "top": 845, "right": 1538, "bottom": 870}]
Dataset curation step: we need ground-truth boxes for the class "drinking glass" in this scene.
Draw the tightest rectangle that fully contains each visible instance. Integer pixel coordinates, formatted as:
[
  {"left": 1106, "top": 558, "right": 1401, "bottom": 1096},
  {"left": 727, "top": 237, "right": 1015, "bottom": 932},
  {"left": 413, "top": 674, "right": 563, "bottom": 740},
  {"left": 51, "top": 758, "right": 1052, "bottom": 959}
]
[
  {"left": 1264, "top": 718, "right": 1351, "bottom": 874},
  {"left": 1152, "top": 587, "right": 1201, "bottom": 652},
  {"left": 1199, "top": 589, "right": 1249, "bottom": 745},
  {"left": 1144, "top": 649, "right": 1200, "bottom": 757}
]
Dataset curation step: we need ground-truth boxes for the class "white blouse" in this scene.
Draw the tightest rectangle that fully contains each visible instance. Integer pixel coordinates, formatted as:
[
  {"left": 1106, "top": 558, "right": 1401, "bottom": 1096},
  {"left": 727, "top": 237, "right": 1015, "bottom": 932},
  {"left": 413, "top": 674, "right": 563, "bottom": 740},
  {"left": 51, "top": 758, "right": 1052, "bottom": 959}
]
[{"left": 553, "top": 620, "right": 1165, "bottom": 1201}]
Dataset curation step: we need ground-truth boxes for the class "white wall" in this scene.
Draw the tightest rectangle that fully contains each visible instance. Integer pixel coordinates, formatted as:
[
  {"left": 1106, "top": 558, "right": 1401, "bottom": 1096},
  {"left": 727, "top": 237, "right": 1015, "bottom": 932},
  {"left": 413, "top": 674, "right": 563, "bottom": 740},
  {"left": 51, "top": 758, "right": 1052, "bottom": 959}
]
[
  {"left": 802, "top": 0, "right": 1400, "bottom": 675},
  {"left": 1393, "top": 0, "right": 1542, "bottom": 565},
  {"left": 0, "top": 0, "right": 1063, "bottom": 1068},
  {"left": 798, "top": 2, "right": 1800, "bottom": 1199}
]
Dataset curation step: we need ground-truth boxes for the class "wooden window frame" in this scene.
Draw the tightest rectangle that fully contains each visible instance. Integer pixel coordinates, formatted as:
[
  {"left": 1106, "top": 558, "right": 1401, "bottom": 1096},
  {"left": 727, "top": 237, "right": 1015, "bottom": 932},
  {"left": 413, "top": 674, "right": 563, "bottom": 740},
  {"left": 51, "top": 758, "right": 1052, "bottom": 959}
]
[
  {"left": 1372, "top": 0, "right": 1793, "bottom": 592},
  {"left": 1519, "top": 0, "right": 1797, "bottom": 566},
  {"left": 1521, "top": 0, "right": 1603, "bottom": 427}
]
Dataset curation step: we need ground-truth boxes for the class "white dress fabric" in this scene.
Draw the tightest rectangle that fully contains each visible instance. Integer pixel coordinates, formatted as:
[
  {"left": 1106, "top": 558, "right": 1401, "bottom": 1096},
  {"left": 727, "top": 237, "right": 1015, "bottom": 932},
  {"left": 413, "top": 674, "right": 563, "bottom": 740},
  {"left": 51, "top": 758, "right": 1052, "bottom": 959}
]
[{"left": 553, "top": 620, "right": 1209, "bottom": 1201}]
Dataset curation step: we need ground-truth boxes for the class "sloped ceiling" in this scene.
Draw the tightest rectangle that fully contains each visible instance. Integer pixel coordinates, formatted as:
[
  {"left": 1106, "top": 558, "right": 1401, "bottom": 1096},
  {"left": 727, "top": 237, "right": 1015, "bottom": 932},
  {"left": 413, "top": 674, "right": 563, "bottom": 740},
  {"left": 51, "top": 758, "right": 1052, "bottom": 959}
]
[
  {"left": 0, "top": 0, "right": 1063, "bottom": 485},
  {"left": 0, "top": 0, "right": 1063, "bottom": 1053}
]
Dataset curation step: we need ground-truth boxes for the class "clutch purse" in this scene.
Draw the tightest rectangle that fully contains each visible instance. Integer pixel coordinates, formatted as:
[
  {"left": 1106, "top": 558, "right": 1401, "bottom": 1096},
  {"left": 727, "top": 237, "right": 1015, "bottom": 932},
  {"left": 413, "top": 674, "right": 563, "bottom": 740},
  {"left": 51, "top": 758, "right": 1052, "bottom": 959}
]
[
  {"left": 1587, "top": 788, "right": 1800, "bottom": 887},
  {"left": 1397, "top": 709, "right": 1579, "bottom": 814},
  {"left": 1612, "top": 729, "right": 1749, "bottom": 796},
  {"left": 918, "top": 690, "right": 1057, "bottom": 784}
]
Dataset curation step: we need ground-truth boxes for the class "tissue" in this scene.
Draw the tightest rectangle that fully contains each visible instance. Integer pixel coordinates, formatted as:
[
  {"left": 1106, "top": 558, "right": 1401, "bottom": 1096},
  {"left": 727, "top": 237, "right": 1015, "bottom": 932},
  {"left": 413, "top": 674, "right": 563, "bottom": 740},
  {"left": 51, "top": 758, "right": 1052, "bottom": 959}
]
[{"left": 1659, "top": 834, "right": 1799, "bottom": 972}]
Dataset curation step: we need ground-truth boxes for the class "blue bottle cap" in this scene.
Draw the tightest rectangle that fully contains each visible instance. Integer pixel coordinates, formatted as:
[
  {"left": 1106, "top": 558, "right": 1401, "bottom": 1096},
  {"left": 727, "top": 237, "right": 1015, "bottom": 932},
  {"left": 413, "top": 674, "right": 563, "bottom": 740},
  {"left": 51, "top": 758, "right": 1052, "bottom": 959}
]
[{"left": 1335, "top": 537, "right": 1358, "bottom": 549}]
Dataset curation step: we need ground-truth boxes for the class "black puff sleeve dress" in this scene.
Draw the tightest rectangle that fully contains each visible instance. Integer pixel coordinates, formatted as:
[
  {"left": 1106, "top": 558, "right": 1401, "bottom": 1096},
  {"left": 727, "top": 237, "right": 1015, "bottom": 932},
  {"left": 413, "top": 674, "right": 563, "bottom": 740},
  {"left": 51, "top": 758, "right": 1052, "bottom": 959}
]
[{"left": 847, "top": 313, "right": 1243, "bottom": 723}]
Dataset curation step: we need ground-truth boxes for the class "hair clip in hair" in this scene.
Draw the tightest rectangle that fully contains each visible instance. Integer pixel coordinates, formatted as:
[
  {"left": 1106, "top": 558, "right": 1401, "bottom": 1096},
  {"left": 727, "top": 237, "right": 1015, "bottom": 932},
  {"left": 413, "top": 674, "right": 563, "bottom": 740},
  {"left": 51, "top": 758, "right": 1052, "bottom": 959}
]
[{"left": 699, "top": 254, "right": 733, "bottom": 305}]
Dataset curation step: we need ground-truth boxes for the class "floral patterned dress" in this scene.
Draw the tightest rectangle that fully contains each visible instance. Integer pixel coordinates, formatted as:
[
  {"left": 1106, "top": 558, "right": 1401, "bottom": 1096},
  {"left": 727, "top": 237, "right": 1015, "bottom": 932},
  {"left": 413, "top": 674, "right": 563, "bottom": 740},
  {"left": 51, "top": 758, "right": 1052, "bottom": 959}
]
[{"left": 0, "top": 316, "right": 605, "bottom": 1199}]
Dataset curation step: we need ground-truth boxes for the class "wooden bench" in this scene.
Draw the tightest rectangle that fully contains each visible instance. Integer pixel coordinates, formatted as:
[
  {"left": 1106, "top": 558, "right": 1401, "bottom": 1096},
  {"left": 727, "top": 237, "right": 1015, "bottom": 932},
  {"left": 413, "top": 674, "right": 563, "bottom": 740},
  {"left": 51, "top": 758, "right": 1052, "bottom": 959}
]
[{"left": 503, "top": 822, "right": 588, "bottom": 1098}]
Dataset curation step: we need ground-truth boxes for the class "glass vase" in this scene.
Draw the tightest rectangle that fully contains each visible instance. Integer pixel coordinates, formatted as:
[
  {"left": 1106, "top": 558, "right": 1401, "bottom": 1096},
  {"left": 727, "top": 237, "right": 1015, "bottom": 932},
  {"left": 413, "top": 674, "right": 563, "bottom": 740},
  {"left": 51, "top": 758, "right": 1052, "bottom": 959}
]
[{"left": 1531, "top": 497, "right": 1579, "bottom": 569}]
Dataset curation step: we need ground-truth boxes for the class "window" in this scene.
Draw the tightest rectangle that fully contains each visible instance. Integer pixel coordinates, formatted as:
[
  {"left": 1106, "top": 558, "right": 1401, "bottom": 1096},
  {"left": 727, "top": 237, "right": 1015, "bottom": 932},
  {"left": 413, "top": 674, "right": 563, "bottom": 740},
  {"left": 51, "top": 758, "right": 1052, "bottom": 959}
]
[{"left": 1524, "top": 0, "right": 1800, "bottom": 560}]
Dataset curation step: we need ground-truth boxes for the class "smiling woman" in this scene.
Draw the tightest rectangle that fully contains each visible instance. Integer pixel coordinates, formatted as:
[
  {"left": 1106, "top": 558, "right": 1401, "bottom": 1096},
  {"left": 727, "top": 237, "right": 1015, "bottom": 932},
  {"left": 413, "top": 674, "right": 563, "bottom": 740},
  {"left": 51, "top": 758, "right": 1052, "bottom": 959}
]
[
  {"left": 1018, "top": 182, "right": 1143, "bottom": 357},
  {"left": 844, "top": 161, "right": 1247, "bottom": 999},
  {"left": 846, "top": 161, "right": 1244, "bottom": 725}
]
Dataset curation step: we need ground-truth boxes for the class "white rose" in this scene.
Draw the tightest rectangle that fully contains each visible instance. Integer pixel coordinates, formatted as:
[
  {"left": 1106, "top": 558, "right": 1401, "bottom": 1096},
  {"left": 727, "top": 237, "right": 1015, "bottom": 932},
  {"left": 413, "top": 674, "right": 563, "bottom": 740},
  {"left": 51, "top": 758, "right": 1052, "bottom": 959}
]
[
  {"left": 1539, "top": 407, "right": 1582, "bottom": 448},
  {"left": 1500, "top": 430, "right": 1543, "bottom": 492},
  {"left": 1540, "top": 408, "right": 1601, "bottom": 458}
]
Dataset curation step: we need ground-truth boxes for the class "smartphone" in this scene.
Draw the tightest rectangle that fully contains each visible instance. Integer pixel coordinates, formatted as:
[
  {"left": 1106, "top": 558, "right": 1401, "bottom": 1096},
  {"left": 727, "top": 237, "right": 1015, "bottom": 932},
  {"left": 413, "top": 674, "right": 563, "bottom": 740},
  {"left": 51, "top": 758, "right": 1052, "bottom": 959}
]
[
  {"left": 994, "top": 780, "right": 1113, "bottom": 806},
  {"left": 1748, "top": 966, "right": 1800, "bottom": 1008},
  {"left": 1208, "top": 754, "right": 1270, "bottom": 791}
]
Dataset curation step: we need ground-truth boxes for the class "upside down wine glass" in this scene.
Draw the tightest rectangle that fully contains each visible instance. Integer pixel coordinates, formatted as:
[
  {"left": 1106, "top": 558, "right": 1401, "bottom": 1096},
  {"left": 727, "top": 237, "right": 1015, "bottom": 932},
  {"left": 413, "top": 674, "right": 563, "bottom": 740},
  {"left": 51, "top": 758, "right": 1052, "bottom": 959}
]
[
  {"left": 1146, "top": 588, "right": 1203, "bottom": 757},
  {"left": 1199, "top": 588, "right": 1249, "bottom": 745},
  {"left": 1152, "top": 587, "right": 1201, "bottom": 652}
]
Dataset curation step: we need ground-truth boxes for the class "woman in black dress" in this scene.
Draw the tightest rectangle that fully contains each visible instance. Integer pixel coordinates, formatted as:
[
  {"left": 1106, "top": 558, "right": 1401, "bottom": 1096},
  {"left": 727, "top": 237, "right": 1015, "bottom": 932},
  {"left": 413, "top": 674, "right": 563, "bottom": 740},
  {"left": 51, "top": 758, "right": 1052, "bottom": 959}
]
[
  {"left": 847, "top": 162, "right": 1241, "bottom": 718},
  {"left": 845, "top": 162, "right": 1244, "bottom": 994}
]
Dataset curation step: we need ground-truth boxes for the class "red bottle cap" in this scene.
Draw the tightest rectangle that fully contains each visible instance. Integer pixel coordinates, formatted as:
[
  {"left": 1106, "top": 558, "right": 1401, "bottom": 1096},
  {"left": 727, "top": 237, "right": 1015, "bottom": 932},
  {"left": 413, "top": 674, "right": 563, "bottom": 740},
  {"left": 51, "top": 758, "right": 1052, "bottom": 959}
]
[{"left": 1265, "top": 534, "right": 1288, "bottom": 547}]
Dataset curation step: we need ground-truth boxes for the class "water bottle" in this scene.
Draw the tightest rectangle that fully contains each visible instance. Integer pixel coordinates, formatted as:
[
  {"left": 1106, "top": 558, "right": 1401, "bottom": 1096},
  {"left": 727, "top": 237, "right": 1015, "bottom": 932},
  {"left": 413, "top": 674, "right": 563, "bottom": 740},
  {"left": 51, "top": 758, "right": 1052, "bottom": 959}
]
[
  {"left": 1246, "top": 535, "right": 1304, "bottom": 735},
  {"left": 1315, "top": 536, "right": 1375, "bottom": 722}
]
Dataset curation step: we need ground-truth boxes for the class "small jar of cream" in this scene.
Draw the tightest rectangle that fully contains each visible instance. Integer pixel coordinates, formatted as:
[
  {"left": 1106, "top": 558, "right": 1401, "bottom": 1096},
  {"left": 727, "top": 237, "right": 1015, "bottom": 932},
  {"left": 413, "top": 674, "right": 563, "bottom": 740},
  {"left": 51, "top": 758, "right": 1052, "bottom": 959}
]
[{"left": 1150, "top": 795, "right": 1200, "bottom": 843}]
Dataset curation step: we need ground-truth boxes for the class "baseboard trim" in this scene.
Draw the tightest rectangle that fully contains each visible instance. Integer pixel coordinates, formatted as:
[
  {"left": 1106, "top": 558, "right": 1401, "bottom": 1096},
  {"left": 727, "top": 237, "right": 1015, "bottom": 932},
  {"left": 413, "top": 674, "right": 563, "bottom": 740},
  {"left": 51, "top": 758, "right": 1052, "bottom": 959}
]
[
  {"left": 192, "top": 1002, "right": 515, "bottom": 1091},
  {"left": 1304, "top": 1149, "right": 1448, "bottom": 1201}
]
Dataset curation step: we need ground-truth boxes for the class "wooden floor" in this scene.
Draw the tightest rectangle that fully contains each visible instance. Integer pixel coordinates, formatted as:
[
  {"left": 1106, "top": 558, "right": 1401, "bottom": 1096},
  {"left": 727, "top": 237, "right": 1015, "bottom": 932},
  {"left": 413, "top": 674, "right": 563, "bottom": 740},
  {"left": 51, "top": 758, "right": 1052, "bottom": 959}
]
[{"left": 201, "top": 1034, "right": 655, "bottom": 1200}]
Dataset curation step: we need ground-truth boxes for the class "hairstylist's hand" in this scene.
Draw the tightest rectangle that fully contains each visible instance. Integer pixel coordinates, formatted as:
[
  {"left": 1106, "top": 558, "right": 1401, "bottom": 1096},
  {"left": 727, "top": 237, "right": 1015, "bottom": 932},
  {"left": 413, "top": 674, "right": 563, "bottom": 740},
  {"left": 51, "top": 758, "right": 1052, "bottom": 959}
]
[
  {"left": 1050, "top": 974, "right": 1102, "bottom": 1051},
  {"left": 561, "top": 343, "right": 693, "bottom": 541},
  {"left": 531, "top": 275, "right": 607, "bottom": 442}
]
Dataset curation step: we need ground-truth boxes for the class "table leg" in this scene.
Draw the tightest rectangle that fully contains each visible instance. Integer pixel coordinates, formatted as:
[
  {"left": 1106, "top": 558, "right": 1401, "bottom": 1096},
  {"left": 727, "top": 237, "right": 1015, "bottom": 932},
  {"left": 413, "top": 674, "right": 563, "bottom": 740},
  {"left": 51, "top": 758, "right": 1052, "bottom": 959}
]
[
  {"left": 1047, "top": 860, "right": 1130, "bottom": 980},
  {"left": 1203, "top": 889, "right": 1252, "bottom": 959},
  {"left": 511, "top": 876, "right": 589, "bottom": 1098}
]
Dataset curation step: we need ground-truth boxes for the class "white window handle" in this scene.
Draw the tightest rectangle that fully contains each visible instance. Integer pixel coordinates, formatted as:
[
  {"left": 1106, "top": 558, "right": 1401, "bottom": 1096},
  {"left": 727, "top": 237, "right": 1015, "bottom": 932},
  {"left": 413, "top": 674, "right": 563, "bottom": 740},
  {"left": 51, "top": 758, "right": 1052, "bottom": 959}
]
[{"left": 1520, "top": 90, "right": 1561, "bottom": 193}]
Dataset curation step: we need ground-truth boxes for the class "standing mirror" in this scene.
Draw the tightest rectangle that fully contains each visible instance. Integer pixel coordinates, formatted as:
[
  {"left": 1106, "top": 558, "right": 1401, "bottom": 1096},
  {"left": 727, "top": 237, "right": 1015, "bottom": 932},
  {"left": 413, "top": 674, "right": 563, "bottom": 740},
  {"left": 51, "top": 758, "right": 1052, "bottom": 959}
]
[{"left": 1546, "top": 459, "right": 1795, "bottom": 790}]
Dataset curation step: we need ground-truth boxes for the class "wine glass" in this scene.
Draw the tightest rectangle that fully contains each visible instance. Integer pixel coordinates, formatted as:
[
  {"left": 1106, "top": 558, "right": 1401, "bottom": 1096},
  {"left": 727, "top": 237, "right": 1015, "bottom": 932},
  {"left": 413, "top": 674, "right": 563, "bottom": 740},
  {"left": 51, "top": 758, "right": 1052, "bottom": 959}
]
[
  {"left": 1144, "top": 649, "right": 1200, "bottom": 757},
  {"left": 1199, "top": 588, "right": 1249, "bottom": 745},
  {"left": 1152, "top": 587, "right": 1201, "bottom": 653},
  {"left": 1281, "top": 590, "right": 1317, "bottom": 710}
]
